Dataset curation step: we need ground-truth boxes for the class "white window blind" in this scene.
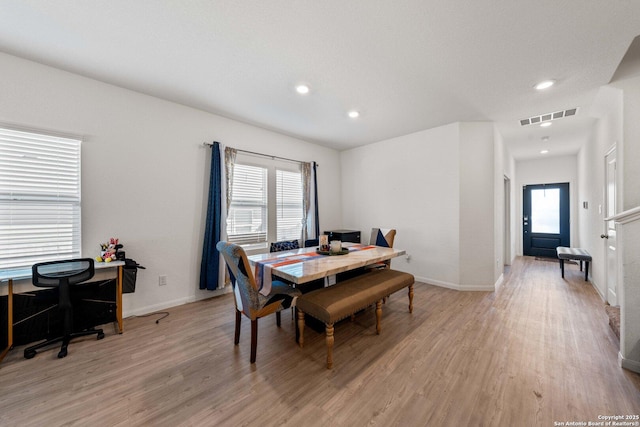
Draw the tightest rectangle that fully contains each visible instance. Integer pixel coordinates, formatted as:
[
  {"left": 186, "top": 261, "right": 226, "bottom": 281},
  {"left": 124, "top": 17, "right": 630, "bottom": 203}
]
[
  {"left": 0, "top": 127, "right": 82, "bottom": 273},
  {"left": 276, "top": 169, "right": 303, "bottom": 241},
  {"left": 226, "top": 164, "right": 268, "bottom": 245}
]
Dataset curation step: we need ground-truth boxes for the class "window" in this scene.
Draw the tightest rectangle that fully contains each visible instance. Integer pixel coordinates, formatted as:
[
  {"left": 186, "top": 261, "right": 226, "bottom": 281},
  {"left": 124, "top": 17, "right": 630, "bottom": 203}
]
[
  {"left": 276, "top": 169, "right": 303, "bottom": 241},
  {"left": 226, "top": 163, "right": 268, "bottom": 245},
  {"left": 226, "top": 154, "right": 304, "bottom": 248},
  {"left": 0, "top": 127, "right": 82, "bottom": 273}
]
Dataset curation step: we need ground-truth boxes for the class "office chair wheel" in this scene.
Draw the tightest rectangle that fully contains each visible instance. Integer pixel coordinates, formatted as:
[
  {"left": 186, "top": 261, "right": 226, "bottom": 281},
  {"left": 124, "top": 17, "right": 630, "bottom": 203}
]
[
  {"left": 24, "top": 349, "right": 36, "bottom": 359},
  {"left": 97, "top": 331, "right": 105, "bottom": 340},
  {"left": 58, "top": 348, "right": 68, "bottom": 358}
]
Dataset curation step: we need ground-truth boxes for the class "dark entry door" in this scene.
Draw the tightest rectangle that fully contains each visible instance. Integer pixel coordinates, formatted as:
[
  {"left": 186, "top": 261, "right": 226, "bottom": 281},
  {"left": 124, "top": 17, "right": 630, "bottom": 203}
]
[{"left": 523, "top": 183, "right": 570, "bottom": 257}]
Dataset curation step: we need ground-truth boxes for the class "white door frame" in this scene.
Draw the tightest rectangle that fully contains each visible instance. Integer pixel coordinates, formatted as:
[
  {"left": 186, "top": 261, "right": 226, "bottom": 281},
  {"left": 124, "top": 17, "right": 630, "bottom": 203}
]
[
  {"left": 604, "top": 144, "right": 618, "bottom": 305},
  {"left": 504, "top": 176, "right": 511, "bottom": 266}
]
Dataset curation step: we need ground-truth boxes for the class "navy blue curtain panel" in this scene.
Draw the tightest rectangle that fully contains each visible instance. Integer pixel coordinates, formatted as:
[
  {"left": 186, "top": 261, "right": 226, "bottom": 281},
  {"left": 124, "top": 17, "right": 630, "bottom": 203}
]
[
  {"left": 313, "top": 161, "right": 320, "bottom": 238},
  {"left": 199, "top": 142, "right": 222, "bottom": 290}
]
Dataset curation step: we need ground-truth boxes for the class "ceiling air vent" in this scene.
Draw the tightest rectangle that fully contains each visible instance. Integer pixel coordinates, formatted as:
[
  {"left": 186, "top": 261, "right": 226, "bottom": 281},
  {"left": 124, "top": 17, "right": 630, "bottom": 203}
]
[{"left": 520, "top": 107, "right": 579, "bottom": 126}]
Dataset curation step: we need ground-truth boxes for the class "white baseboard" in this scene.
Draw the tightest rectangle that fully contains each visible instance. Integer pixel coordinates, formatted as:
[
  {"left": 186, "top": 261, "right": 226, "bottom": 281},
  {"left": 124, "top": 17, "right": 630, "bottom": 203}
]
[
  {"left": 460, "top": 283, "right": 496, "bottom": 292},
  {"left": 124, "top": 296, "right": 195, "bottom": 318},
  {"left": 123, "top": 286, "right": 231, "bottom": 318},
  {"left": 494, "top": 273, "right": 504, "bottom": 290},
  {"left": 619, "top": 352, "right": 640, "bottom": 374},
  {"left": 414, "top": 275, "right": 495, "bottom": 292}
]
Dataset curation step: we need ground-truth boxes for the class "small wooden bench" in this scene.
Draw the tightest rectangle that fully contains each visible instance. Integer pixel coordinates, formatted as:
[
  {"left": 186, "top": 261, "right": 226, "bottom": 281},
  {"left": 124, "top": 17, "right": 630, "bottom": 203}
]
[
  {"left": 556, "top": 246, "right": 592, "bottom": 281},
  {"left": 296, "top": 268, "right": 415, "bottom": 369}
]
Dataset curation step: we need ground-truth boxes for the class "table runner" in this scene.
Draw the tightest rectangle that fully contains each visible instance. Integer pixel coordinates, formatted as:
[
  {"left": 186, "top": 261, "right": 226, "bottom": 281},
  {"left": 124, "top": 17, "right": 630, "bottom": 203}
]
[{"left": 254, "top": 244, "right": 375, "bottom": 295}]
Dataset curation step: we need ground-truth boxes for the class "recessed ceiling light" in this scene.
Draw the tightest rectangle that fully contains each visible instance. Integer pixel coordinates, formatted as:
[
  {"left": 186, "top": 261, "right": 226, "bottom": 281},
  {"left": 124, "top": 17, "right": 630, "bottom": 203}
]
[
  {"left": 540, "top": 149, "right": 549, "bottom": 154},
  {"left": 295, "top": 84, "right": 310, "bottom": 95},
  {"left": 348, "top": 110, "right": 360, "bottom": 119},
  {"left": 540, "top": 122, "right": 552, "bottom": 127},
  {"left": 535, "top": 80, "right": 555, "bottom": 90}
]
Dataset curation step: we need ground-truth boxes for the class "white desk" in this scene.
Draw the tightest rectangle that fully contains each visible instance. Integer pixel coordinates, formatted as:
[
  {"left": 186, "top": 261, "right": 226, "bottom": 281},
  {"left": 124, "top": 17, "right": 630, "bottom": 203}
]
[{"left": 0, "top": 261, "right": 125, "bottom": 363}]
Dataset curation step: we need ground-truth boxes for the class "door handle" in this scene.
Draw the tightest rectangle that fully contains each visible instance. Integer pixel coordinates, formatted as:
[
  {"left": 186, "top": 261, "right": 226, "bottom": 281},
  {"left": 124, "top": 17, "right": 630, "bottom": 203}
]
[{"left": 600, "top": 234, "right": 609, "bottom": 239}]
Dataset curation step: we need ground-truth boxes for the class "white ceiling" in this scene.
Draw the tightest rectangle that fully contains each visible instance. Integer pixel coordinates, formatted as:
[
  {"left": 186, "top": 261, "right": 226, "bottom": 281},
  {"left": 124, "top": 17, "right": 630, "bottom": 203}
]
[{"left": 0, "top": 1, "right": 639, "bottom": 159}]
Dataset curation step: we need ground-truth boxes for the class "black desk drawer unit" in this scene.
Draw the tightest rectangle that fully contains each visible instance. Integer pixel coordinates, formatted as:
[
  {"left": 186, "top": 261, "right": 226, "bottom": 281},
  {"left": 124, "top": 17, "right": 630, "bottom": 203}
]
[{"left": 324, "top": 229, "right": 361, "bottom": 244}]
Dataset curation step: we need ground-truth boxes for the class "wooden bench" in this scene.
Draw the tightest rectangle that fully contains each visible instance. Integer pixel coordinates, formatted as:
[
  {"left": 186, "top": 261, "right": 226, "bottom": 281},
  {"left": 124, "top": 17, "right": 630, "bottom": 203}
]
[
  {"left": 556, "top": 246, "right": 592, "bottom": 281},
  {"left": 296, "top": 268, "right": 415, "bottom": 369}
]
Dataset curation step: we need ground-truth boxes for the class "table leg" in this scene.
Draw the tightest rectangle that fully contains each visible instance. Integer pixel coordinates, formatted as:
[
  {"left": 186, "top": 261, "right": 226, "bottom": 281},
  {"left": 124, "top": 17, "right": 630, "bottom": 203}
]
[
  {"left": 375, "top": 300, "right": 382, "bottom": 334},
  {"left": 297, "top": 310, "right": 305, "bottom": 347},
  {"left": 116, "top": 266, "right": 123, "bottom": 334},
  {"left": 0, "top": 279, "right": 13, "bottom": 363}
]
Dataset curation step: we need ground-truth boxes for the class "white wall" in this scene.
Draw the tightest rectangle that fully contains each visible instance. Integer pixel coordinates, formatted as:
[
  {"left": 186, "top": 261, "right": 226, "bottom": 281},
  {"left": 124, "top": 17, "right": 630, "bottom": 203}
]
[
  {"left": 0, "top": 52, "right": 343, "bottom": 316},
  {"left": 504, "top": 138, "right": 517, "bottom": 265},
  {"left": 613, "top": 75, "right": 640, "bottom": 211},
  {"left": 515, "top": 155, "right": 578, "bottom": 256},
  {"left": 494, "top": 127, "right": 517, "bottom": 277},
  {"left": 341, "top": 123, "right": 461, "bottom": 286},
  {"left": 609, "top": 73, "right": 640, "bottom": 372},
  {"left": 577, "top": 85, "right": 623, "bottom": 300},
  {"left": 459, "top": 122, "right": 496, "bottom": 288},
  {"left": 340, "top": 122, "right": 498, "bottom": 291}
]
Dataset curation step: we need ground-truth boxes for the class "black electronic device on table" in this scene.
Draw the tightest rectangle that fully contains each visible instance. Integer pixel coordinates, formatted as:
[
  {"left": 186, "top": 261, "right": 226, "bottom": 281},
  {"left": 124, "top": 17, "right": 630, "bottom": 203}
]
[{"left": 323, "top": 229, "right": 361, "bottom": 244}]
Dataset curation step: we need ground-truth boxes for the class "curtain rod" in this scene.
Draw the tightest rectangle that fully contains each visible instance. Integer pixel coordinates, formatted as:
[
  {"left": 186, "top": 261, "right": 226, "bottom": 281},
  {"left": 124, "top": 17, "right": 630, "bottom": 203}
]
[{"left": 202, "top": 142, "right": 317, "bottom": 166}]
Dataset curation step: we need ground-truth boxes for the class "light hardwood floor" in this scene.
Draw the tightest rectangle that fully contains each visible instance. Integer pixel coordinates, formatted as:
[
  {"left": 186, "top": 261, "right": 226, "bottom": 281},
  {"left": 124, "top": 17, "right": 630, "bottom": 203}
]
[{"left": 1, "top": 256, "right": 639, "bottom": 426}]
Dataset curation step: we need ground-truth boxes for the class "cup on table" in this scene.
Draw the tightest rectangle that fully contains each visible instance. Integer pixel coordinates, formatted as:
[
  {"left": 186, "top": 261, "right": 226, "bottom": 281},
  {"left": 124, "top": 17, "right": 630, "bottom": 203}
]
[{"left": 330, "top": 240, "right": 342, "bottom": 253}]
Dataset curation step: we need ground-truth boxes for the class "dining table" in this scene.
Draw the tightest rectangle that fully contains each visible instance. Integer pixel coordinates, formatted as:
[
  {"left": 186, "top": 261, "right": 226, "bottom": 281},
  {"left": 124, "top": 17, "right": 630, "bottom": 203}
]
[{"left": 247, "top": 243, "right": 406, "bottom": 291}]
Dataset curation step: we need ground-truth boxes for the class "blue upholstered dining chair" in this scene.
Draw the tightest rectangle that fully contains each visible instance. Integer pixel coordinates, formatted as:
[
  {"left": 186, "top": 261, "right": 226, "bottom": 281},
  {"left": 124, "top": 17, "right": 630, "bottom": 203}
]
[
  {"left": 269, "top": 239, "right": 304, "bottom": 319},
  {"left": 269, "top": 239, "right": 300, "bottom": 253},
  {"left": 216, "top": 241, "right": 301, "bottom": 363},
  {"left": 304, "top": 239, "right": 319, "bottom": 248}
]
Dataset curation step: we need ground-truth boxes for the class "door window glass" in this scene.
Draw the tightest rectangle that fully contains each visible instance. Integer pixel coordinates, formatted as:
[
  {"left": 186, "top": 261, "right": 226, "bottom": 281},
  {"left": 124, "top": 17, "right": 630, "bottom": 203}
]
[{"left": 531, "top": 188, "right": 560, "bottom": 233}]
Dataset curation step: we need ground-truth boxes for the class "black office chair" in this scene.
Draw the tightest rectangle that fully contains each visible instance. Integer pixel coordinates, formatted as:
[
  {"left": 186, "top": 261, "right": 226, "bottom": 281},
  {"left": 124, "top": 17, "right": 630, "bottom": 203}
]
[{"left": 24, "top": 258, "right": 105, "bottom": 359}]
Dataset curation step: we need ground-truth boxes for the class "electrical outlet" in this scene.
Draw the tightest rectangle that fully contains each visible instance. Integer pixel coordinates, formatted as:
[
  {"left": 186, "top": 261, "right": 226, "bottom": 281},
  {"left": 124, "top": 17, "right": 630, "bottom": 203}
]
[{"left": 159, "top": 275, "right": 167, "bottom": 286}]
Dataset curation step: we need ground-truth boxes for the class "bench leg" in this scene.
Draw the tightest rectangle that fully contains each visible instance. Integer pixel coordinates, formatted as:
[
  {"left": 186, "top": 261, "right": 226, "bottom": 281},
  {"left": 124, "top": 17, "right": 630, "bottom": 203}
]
[
  {"left": 585, "top": 261, "right": 589, "bottom": 281},
  {"left": 560, "top": 259, "right": 565, "bottom": 278},
  {"left": 408, "top": 284, "right": 414, "bottom": 313},
  {"left": 580, "top": 260, "right": 583, "bottom": 272},
  {"left": 376, "top": 300, "right": 382, "bottom": 334},
  {"left": 297, "top": 310, "right": 305, "bottom": 348},
  {"left": 326, "top": 323, "right": 334, "bottom": 369}
]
